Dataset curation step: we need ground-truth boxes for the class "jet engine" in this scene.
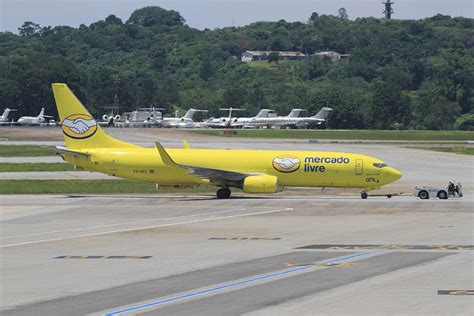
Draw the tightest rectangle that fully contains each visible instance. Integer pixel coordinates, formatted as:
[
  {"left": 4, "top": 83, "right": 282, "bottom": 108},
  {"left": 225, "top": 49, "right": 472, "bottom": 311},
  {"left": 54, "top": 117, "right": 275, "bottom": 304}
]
[
  {"left": 242, "top": 175, "right": 278, "bottom": 193},
  {"left": 114, "top": 115, "right": 121, "bottom": 121},
  {"left": 102, "top": 114, "right": 109, "bottom": 121}
]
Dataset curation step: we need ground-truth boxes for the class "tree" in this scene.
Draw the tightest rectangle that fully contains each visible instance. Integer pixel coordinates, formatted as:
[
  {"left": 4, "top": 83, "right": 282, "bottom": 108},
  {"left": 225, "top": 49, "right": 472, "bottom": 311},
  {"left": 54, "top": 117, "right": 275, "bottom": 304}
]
[
  {"left": 127, "top": 6, "right": 185, "bottom": 27},
  {"left": 199, "top": 59, "right": 214, "bottom": 81},
  {"left": 1, "top": 7, "right": 472, "bottom": 129},
  {"left": 338, "top": 8, "right": 349, "bottom": 20},
  {"left": 453, "top": 113, "right": 474, "bottom": 130},
  {"left": 412, "top": 82, "right": 461, "bottom": 129},
  {"left": 18, "top": 21, "right": 42, "bottom": 36},
  {"left": 105, "top": 15, "right": 123, "bottom": 25},
  {"left": 267, "top": 52, "right": 280, "bottom": 64},
  {"left": 308, "top": 12, "right": 320, "bottom": 23},
  {"left": 370, "top": 80, "right": 411, "bottom": 129}
]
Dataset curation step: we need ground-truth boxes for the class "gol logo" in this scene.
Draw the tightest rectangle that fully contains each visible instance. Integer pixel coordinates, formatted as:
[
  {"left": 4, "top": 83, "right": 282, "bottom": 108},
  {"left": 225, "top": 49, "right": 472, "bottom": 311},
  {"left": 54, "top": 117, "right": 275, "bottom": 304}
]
[
  {"left": 272, "top": 156, "right": 301, "bottom": 173},
  {"left": 62, "top": 114, "right": 98, "bottom": 139}
]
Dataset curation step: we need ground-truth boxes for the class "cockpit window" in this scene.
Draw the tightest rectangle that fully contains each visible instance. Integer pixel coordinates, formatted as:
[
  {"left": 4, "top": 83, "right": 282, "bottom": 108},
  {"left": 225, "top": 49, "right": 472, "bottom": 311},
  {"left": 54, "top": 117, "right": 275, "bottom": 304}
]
[{"left": 373, "top": 163, "right": 388, "bottom": 168}]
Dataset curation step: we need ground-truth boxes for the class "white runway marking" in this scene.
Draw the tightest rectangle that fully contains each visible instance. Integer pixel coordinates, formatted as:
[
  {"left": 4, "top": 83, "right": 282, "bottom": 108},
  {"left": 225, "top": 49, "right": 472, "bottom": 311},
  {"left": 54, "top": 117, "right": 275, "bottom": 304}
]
[
  {"left": 0, "top": 209, "right": 249, "bottom": 240},
  {"left": 0, "top": 208, "right": 293, "bottom": 249}
]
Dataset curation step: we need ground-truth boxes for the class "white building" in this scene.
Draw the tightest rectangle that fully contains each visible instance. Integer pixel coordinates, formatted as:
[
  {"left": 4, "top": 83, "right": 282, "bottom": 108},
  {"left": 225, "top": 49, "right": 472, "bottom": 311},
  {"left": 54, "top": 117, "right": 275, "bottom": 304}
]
[
  {"left": 312, "top": 51, "right": 350, "bottom": 62},
  {"left": 241, "top": 51, "right": 308, "bottom": 62}
]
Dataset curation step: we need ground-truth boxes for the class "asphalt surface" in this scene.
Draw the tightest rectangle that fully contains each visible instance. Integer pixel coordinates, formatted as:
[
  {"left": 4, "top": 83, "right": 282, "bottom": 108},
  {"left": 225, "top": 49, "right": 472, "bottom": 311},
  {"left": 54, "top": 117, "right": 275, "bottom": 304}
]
[{"left": 1, "top": 194, "right": 473, "bottom": 315}]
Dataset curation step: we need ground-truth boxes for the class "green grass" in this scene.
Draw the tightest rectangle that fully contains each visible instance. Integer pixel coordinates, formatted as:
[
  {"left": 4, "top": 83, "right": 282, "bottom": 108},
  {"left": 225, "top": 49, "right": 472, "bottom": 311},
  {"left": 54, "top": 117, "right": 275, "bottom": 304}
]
[
  {"left": 0, "top": 145, "right": 56, "bottom": 157},
  {"left": 412, "top": 146, "right": 474, "bottom": 155},
  {"left": 0, "top": 180, "right": 216, "bottom": 194},
  {"left": 194, "top": 129, "right": 474, "bottom": 141},
  {"left": 0, "top": 163, "right": 75, "bottom": 172}
]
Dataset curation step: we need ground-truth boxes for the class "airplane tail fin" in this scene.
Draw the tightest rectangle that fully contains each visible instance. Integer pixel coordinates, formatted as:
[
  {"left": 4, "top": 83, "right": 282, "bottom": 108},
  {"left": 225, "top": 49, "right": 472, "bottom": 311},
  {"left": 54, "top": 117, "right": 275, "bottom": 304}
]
[
  {"left": 52, "top": 83, "right": 140, "bottom": 149},
  {"left": 312, "top": 107, "right": 333, "bottom": 120},
  {"left": 183, "top": 109, "right": 196, "bottom": 119},
  {"left": 183, "top": 109, "right": 207, "bottom": 119},
  {"left": 255, "top": 109, "right": 274, "bottom": 118},
  {"left": 38, "top": 108, "right": 45, "bottom": 117},
  {"left": 287, "top": 109, "right": 304, "bottom": 118},
  {"left": 2, "top": 108, "right": 10, "bottom": 119}
]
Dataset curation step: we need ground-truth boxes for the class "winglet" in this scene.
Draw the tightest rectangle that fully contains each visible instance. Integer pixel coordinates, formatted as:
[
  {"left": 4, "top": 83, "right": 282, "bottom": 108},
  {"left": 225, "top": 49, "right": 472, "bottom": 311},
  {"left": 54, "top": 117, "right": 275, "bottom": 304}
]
[
  {"left": 182, "top": 140, "right": 191, "bottom": 149},
  {"left": 155, "top": 142, "right": 180, "bottom": 167}
]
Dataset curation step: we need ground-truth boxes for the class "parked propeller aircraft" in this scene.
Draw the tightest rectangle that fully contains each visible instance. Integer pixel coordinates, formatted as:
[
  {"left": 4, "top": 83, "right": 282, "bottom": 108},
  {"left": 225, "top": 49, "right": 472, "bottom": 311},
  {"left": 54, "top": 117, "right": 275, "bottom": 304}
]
[
  {"left": 162, "top": 108, "right": 208, "bottom": 128},
  {"left": 52, "top": 83, "right": 401, "bottom": 199},
  {"left": 17, "top": 108, "right": 54, "bottom": 125},
  {"left": 0, "top": 108, "right": 17, "bottom": 125}
]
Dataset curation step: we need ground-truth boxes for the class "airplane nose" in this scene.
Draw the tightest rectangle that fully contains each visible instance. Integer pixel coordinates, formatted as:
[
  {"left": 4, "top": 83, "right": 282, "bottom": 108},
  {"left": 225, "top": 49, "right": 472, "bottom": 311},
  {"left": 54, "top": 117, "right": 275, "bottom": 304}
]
[{"left": 387, "top": 167, "right": 402, "bottom": 182}]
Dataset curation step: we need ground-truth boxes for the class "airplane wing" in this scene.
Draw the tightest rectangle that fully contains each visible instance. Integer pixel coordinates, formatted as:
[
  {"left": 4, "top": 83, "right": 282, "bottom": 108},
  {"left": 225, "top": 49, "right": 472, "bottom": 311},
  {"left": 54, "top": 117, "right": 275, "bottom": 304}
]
[
  {"left": 155, "top": 141, "right": 251, "bottom": 184},
  {"left": 186, "top": 166, "right": 248, "bottom": 182}
]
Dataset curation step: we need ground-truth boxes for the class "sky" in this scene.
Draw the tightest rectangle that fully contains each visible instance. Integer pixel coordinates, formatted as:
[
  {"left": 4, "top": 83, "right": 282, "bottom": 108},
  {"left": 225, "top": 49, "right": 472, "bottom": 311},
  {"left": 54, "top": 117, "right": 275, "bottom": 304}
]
[{"left": 1, "top": 0, "right": 472, "bottom": 32}]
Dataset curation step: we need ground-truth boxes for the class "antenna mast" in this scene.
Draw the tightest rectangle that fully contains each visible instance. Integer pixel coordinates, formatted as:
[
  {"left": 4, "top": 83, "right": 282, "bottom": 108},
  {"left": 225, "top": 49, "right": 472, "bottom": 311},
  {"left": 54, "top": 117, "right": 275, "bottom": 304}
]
[{"left": 383, "top": 0, "right": 394, "bottom": 19}]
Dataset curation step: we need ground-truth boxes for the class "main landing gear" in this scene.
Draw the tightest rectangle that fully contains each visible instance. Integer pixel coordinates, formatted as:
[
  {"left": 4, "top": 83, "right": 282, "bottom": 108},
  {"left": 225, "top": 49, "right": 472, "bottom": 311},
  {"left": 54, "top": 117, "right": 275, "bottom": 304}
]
[
  {"left": 360, "top": 192, "right": 368, "bottom": 199},
  {"left": 217, "top": 187, "right": 231, "bottom": 199}
]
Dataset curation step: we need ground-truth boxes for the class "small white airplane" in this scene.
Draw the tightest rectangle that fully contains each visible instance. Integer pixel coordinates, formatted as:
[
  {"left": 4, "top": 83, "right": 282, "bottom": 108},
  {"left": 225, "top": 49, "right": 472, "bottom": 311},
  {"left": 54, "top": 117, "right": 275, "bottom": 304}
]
[
  {"left": 161, "top": 108, "right": 208, "bottom": 128},
  {"left": 202, "top": 107, "right": 246, "bottom": 128},
  {"left": 236, "top": 108, "right": 308, "bottom": 128},
  {"left": 256, "top": 107, "right": 333, "bottom": 129},
  {"left": 232, "top": 109, "right": 277, "bottom": 128},
  {"left": 0, "top": 108, "right": 17, "bottom": 125},
  {"left": 17, "top": 108, "right": 54, "bottom": 125}
]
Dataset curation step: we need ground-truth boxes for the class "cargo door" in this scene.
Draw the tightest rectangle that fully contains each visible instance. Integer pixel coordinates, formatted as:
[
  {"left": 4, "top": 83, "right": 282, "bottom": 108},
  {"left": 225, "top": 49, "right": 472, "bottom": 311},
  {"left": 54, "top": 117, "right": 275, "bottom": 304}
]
[{"left": 355, "top": 159, "right": 363, "bottom": 175}]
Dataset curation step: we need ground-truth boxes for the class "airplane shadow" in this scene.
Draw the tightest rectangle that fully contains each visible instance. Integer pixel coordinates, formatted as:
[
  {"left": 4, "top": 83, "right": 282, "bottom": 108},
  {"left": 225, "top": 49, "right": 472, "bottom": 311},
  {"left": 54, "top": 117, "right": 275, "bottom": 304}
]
[{"left": 63, "top": 194, "right": 272, "bottom": 201}]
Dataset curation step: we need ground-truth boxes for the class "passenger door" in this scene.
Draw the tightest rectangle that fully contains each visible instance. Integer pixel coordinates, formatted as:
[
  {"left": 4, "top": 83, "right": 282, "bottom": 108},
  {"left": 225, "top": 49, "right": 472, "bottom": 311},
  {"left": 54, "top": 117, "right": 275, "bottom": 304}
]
[{"left": 355, "top": 159, "right": 363, "bottom": 175}]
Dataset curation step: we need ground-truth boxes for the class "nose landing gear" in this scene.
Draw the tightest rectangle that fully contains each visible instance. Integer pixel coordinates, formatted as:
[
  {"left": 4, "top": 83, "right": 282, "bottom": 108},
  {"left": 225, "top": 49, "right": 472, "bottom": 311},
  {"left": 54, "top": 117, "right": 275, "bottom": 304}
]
[
  {"left": 217, "top": 187, "right": 231, "bottom": 199},
  {"left": 360, "top": 192, "right": 368, "bottom": 199}
]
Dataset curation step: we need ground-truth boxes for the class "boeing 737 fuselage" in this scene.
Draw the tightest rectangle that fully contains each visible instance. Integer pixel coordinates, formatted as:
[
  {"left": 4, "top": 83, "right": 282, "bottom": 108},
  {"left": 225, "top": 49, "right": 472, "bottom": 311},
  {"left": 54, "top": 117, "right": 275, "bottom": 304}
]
[{"left": 52, "top": 83, "right": 401, "bottom": 199}]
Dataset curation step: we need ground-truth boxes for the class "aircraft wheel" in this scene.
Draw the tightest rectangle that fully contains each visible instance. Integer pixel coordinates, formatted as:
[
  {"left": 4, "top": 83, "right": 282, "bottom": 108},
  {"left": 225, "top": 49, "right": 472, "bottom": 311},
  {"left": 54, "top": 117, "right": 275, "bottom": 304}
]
[
  {"left": 217, "top": 188, "right": 231, "bottom": 199},
  {"left": 361, "top": 192, "right": 368, "bottom": 199}
]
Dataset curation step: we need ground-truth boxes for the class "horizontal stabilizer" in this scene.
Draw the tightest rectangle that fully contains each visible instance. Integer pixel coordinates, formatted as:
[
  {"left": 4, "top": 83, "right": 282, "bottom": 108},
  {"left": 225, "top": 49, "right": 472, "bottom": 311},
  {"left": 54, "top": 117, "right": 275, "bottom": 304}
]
[
  {"left": 55, "top": 146, "right": 90, "bottom": 157},
  {"left": 182, "top": 140, "right": 191, "bottom": 149}
]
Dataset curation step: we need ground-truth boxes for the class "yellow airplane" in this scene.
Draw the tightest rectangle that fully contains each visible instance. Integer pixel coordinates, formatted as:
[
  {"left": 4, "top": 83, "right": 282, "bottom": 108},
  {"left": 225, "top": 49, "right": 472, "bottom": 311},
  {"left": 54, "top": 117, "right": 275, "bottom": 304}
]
[{"left": 52, "top": 83, "right": 401, "bottom": 199}]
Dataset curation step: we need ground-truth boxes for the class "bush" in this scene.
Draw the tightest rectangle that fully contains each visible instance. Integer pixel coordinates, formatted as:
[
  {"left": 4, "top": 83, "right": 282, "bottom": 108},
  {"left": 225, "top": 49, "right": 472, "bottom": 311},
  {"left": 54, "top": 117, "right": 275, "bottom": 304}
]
[{"left": 453, "top": 113, "right": 474, "bottom": 131}]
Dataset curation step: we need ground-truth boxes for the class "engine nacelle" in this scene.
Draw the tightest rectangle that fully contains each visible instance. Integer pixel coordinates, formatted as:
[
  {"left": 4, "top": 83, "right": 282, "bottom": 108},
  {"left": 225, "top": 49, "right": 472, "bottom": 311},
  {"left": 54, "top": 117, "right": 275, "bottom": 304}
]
[
  {"left": 102, "top": 114, "right": 109, "bottom": 121},
  {"left": 114, "top": 115, "right": 121, "bottom": 121},
  {"left": 242, "top": 175, "right": 278, "bottom": 193}
]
